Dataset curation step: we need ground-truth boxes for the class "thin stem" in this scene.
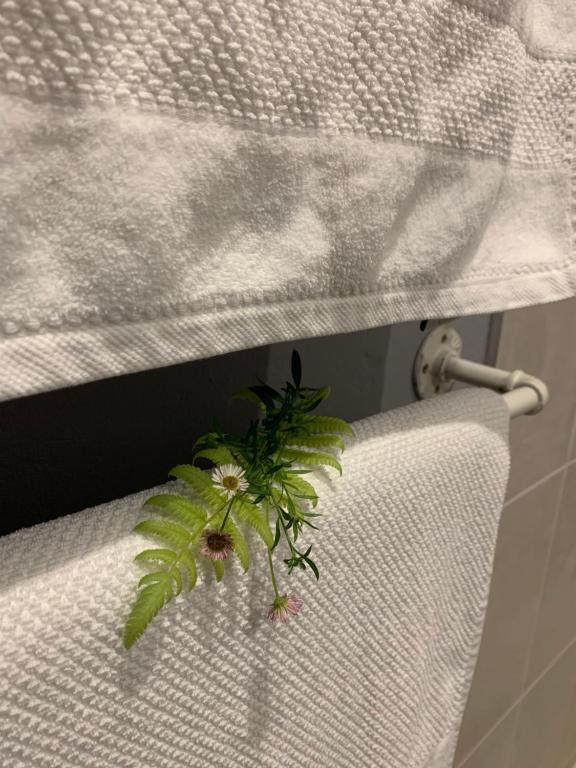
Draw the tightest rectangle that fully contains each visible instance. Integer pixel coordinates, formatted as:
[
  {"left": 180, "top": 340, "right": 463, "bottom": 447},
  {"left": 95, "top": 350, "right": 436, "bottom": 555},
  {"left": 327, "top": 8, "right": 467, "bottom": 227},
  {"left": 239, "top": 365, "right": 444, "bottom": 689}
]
[
  {"left": 218, "top": 496, "right": 236, "bottom": 532},
  {"left": 267, "top": 548, "right": 280, "bottom": 600}
]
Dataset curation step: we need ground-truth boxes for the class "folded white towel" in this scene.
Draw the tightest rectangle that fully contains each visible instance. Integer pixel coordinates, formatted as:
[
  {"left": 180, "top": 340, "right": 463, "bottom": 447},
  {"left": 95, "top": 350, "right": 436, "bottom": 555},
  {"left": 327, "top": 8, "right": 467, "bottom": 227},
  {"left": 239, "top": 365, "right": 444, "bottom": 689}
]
[
  {"left": 1, "top": 1, "right": 575, "bottom": 399},
  {"left": 0, "top": 389, "right": 510, "bottom": 768}
]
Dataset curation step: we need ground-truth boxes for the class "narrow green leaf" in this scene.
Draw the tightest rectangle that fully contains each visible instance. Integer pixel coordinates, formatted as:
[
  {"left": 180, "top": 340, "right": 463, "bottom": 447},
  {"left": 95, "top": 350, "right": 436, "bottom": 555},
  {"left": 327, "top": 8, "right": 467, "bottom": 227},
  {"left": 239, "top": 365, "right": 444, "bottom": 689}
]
[
  {"left": 291, "top": 350, "right": 302, "bottom": 388},
  {"left": 272, "top": 517, "right": 281, "bottom": 550},
  {"left": 123, "top": 581, "right": 172, "bottom": 649},
  {"left": 305, "top": 556, "right": 320, "bottom": 581},
  {"left": 277, "top": 448, "right": 342, "bottom": 475},
  {"left": 145, "top": 494, "right": 207, "bottom": 530},
  {"left": 134, "top": 518, "right": 192, "bottom": 549},
  {"left": 213, "top": 560, "right": 225, "bottom": 583},
  {"left": 282, "top": 474, "right": 319, "bottom": 507}
]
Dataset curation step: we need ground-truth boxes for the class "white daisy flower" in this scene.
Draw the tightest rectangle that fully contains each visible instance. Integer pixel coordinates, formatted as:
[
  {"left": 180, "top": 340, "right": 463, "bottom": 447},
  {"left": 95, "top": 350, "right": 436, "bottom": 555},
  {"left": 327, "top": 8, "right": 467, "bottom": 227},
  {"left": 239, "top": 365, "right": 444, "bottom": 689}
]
[{"left": 211, "top": 463, "right": 248, "bottom": 498}]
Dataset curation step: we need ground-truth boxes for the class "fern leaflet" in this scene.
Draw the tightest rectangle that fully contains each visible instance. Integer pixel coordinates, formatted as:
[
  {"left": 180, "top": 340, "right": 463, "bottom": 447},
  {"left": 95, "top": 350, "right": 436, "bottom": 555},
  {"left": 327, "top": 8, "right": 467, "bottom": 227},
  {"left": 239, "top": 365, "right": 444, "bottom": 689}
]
[
  {"left": 302, "top": 415, "right": 355, "bottom": 437},
  {"left": 277, "top": 448, "right": 342, "bottom": 475},
  {"left": 286, "top": 433, "right": 345, "bottom": 452},
  {"left": 223, "top": 517, "right": 250, "bottom": 571},
  {"left": 123, "top": 580, "right": 172, "bottom": 649},
  {"left": 170, "top": 464, "right": 226, "bottom": 510},
  {"left": 145, "top": 494, "right": 207, "bottom": 530}
]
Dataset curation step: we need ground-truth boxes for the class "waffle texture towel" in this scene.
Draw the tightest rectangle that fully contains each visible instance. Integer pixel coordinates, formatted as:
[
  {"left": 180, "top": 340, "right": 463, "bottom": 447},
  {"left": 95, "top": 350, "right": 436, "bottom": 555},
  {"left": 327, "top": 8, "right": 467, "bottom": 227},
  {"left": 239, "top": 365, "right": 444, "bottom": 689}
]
[
  {"left": 0, "top": 389, "right": 510, "bottom": 768},
  {"left": 1, "top": 1, "right": 576, "bottom": 399}
]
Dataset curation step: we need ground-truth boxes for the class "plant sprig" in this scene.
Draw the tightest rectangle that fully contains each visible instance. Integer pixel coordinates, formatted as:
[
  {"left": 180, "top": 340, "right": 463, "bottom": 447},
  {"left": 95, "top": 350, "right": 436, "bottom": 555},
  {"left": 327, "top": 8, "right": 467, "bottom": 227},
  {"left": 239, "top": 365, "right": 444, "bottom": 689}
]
[{"left": 123, "top": 351, "right": 354, "bottom": 648}]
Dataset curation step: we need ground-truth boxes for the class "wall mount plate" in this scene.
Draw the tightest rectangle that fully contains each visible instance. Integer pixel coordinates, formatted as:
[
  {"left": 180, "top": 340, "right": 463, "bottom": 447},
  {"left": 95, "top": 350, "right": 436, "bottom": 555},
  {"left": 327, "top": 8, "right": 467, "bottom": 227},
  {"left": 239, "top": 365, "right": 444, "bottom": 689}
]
[{"left": 413, "top": 324, "right": 464, "bottom": 399}]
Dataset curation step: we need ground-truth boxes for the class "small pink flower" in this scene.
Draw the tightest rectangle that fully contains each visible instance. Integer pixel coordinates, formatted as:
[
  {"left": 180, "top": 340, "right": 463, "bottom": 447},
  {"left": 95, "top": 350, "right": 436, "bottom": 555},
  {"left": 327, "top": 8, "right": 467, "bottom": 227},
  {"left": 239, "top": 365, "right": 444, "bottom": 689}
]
[
  {"left": 267, "top": 593, "right": 303, "bottom": 622},
  {"left": 200, "top": 530, "right": 234, "bottom": 561}
]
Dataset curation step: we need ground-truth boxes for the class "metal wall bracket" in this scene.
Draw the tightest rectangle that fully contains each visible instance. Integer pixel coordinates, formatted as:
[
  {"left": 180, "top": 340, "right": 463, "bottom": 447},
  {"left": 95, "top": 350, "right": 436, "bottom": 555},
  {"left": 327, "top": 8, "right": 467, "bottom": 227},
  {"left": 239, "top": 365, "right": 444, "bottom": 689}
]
[{"left": 413, "top": 323, "right": 549, "bottom": 417}]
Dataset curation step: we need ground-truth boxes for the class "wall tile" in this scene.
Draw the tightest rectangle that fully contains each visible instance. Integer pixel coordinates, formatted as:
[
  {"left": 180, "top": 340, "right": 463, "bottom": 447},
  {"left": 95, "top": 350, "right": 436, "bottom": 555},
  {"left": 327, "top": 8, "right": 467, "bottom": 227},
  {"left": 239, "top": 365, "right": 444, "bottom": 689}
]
[
  {"left": 456, "top": 710, "right": 516, "bottom": 768},
  {"left": 496, "top": 299, "right": 576, "bottom": 498},
  {"left": 528, "top": 464, "right": 576, "bottom": 680},
  {"left": 455, "top": 475, "right": 562, "bottom": 756},
  {"left": 512, "top": 641, "right": 576, "bottom": 768}
]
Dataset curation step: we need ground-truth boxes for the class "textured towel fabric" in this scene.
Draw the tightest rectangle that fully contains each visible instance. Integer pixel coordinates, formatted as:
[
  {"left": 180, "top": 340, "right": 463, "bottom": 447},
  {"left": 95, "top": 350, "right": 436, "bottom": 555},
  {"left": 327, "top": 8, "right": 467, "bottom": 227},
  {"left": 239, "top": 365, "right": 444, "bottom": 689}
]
[
  {"left": 0, "top": 2, "right": 576, "bottom": 399},
  {"left": 0, "top": 389, "right": 510, "bottom": 768}
]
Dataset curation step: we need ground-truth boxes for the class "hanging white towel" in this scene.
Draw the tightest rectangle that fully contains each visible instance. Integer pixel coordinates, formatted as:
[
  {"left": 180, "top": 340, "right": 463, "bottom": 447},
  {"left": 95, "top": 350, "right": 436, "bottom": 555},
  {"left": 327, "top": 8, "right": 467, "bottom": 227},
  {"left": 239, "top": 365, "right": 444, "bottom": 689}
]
[
  {"left": 1, "top": 1, "right": 576, "bottom": 399},
  {"left": 0, "top": 389, "right": 510, "bottom": 768}
]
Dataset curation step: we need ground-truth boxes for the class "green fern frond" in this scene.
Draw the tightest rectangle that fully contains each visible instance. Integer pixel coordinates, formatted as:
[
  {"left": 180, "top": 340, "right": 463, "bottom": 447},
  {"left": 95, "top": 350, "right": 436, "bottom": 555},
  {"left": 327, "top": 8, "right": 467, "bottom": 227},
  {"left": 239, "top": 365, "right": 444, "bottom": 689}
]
[
  {"left": 138, "top": 569, "right": 182, "bottom": 596},
  {"left": 134, "top": 548, "right": 178, "bottom": 566},
  {"left": 123, "top": 580, "right": 172, "bottom": 649},
  {"left": 223, "top": 518, "right": 250, "bottom": 571},
  {"left": 124, "top": 354, "right": 350, "bottom": 649},
  {"left": 281, "top": 474, "right": 319, "bottom": 507},
  {"left": 302, "top": 415, "right": 355, "bottom": 437},
  {"left": 277, "top": 448, "right": 342, "bottom": 475},
  {"left": 135, "top": 552, "right": 184, "bottom": 596},
  {"left": 134, "top": 518, "right": 192, "bottom": 549},
  {"left": 178, "top": 548, "right": 198, "bottom": 590},
  {"left": 134, "top": 523, "right": 199, "bottom": 591},
  {"left": 286, "top": 434, "right": 345, "bottom": 452},
  {"left": 170, "top": 464, "right": 226, "bottom": 510},
  {"left": 134, "top": 521, "right": 199, "bottom": 593},
  {"left": 194, "top": 446, "right": 237, "bottom": 465},
  {"left": 145, "top": 494, "right": 207, "bottom": 530},
  {"left": 231, "top": 497, "right": 274, "bottom": 548},
  {"left": 213, "top": 560, "right": 225, "bottom": 583}
]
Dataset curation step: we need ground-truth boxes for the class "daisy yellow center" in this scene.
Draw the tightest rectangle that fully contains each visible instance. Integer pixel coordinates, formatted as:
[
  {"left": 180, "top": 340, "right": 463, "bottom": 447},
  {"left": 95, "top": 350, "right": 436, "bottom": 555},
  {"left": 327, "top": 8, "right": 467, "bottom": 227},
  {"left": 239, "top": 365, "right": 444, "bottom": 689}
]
[{"left": 222, "top": 475, "right": 240, "bottom": 491}]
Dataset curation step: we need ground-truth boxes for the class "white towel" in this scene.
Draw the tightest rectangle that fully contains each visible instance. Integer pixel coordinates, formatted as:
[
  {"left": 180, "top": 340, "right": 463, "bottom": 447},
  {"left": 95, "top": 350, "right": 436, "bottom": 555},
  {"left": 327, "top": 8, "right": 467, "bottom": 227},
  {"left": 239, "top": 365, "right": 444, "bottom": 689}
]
[
  {"left": 0, "top": 389, "right": 509, "bottom": 768},
  {"left": 1, "top": 1, "right": 575, "bottom": 399}
]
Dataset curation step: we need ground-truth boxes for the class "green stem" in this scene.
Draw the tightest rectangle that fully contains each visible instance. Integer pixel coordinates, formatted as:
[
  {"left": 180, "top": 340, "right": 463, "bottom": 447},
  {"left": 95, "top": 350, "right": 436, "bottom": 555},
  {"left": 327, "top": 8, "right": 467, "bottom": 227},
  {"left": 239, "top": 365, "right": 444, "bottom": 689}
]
[
  {"left": 218, "top": 496, "right": 236, "bottom": 532},
  {"left": 198, "top": 500, "right": 228, "bottom": 536},
  {"left": 267, "top": 548, "right": 280, "bottom": 600},
  {"left": 265, "top": 503, "right": 281, "bottom": 600}
]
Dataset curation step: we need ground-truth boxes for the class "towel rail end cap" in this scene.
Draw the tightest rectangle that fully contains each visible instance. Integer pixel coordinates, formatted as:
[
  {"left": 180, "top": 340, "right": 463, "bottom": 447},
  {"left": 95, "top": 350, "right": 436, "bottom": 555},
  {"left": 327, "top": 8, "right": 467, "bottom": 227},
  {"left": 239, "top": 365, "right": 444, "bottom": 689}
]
[{"left": 413, "top": 323, "right": 549, "bottom": 417}]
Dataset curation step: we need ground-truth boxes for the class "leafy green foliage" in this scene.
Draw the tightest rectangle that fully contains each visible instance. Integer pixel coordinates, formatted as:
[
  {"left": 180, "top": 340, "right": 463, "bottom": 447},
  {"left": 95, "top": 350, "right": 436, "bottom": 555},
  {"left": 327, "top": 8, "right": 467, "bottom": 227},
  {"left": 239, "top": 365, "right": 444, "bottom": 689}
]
[
  {"left": 212, "top": 560, "right": 225, "bottom": 583},
  {"left": 134, "top": 518, "right": 192, "bottom": 549},
  {"left": 123, "top": 349, "right": 353, "bottom": 648},
  {"left": 303, "top": 415, "right": 356, "bottom": 437},
  {"left": 193, "top": 446, "right": 237, "bottom": 465},
  {"left": 169, "top": 464, "right": 226, "bottom": 509},
  {"left": 223, "top": 518, "right": 250, "bottom": 571},
  {"left": 123, "top": 580, "right": 172, "bottom": 650},
  {"left": 286, "top": 433, "right": 345, "bottom": 452},
  {"left": 281, "top": 473, "right": 319, "bottom": 507},
  {"left": 277, "top": 448, "right": 342, "bottom": 475},
  {"left": 145, "top": 494, "right": 207, "bottom": 530},
  {"left": 232, "top": 498, "right": 274, "bottom": 548}
]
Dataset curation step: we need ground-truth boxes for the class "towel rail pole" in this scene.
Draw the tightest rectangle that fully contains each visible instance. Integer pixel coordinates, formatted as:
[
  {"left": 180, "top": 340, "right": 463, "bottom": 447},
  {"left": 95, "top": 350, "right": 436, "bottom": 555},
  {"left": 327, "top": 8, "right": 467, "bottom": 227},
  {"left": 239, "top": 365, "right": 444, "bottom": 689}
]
[{"left": 413, "top": 324, "right": 549, "bottom": 417}]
